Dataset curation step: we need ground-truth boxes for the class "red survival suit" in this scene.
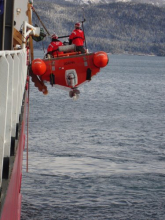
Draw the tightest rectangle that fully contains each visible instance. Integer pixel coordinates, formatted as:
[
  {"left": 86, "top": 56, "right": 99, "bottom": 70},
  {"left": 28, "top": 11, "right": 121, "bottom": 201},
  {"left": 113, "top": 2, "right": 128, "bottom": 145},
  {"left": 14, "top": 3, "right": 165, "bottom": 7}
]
[
  {"left": 69, "top": 29, "right": 85, "bottom": 46},
  {"left": 47, "top": 40, "right": 63, "bottom": 56}
]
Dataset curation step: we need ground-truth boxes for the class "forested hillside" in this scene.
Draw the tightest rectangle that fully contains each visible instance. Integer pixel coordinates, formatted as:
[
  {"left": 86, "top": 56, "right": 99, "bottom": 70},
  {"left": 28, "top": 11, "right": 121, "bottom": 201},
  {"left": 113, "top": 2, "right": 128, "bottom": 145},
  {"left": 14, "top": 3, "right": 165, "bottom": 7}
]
[{"left": 32, "top": 1, "right": 165, "bottom": 56}]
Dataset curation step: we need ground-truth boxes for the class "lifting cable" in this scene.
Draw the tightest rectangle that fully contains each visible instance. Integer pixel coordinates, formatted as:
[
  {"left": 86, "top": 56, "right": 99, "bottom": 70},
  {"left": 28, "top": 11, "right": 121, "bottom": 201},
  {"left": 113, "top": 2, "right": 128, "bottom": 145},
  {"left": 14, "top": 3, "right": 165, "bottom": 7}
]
[
  {"left": 31, "top": 6, "right": 51, "bottom": 36},
  {"left": 31, "top": 5, "right": 50, "bottom": 55}
]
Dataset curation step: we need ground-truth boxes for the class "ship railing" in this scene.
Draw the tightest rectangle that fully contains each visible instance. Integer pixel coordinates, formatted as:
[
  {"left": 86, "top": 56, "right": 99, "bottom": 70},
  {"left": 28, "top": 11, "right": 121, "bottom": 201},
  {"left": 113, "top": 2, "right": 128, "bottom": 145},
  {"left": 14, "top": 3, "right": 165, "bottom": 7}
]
[{"left": 0, "top": 48, "right": 27, "bottom": 186}]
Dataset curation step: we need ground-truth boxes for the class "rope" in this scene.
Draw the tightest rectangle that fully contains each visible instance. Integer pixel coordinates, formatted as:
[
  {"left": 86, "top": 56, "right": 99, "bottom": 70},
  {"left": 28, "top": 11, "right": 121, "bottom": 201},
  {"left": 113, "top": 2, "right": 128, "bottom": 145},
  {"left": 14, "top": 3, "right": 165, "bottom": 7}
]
[
  {"left": 31, "top": 5, "right": 51, "bottom": 56},
  {"left": 26, "top": 69, "right": 30, "bottom": 173},
  {"left": 31, "top": 6, "right": 50, "bottom": 36},
  {"left": 82, "top": 21, "right": 87, "bottom": 49},
  {"left": 42, "top": 40, "right": 46, "bottom": 54}
]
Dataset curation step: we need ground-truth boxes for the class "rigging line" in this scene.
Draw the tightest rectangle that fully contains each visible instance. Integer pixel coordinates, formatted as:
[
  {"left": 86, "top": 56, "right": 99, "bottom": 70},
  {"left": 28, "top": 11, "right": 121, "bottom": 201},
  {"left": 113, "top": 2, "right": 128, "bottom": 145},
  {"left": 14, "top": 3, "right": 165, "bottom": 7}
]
[
  {"left": 81, "top": 7, "right": 87, "bottom": 49},
  {"left": 26, "top": 68, "right": 30, "bottom": 173},
  {"left": 31, "top": 6, "right": 51, "bottom": 36},
  {"left": 81, "top": 7, "right": 90, "bottom": 69},
  {"left": 82, "top": 22, "right": 87, "bottom": 49},
  {"left": 42, "top": 39, "right": 46, "bottom": 54}
]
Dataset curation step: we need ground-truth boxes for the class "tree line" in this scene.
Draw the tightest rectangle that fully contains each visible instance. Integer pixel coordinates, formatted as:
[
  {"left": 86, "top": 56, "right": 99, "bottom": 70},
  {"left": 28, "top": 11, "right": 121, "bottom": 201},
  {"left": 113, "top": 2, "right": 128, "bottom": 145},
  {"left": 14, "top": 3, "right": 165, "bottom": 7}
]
[{"left": 33, "top": 1, "right": 165, "bottom": 56}]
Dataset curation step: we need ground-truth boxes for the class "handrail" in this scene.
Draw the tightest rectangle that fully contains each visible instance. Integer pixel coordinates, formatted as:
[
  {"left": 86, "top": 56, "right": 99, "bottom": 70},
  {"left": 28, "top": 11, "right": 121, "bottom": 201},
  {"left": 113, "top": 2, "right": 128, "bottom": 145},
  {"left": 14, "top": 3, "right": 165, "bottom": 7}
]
[{"left": 0, "top": 48, "right": 27, "bottom": 186}]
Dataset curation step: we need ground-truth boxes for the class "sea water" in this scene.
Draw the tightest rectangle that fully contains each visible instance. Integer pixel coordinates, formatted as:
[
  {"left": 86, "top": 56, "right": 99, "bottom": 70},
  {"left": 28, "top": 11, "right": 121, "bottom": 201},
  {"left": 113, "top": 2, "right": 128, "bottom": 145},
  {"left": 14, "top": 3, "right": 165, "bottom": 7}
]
[{"left": 21, "top": 54, "right": 165, "bottom": 220}]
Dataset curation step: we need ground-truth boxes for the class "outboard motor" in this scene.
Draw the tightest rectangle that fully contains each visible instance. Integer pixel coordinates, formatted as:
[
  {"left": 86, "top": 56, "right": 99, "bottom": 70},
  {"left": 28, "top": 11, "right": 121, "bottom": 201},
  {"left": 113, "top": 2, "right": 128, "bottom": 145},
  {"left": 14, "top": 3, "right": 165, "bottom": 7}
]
[
  {"left": 69, "top": 88, "right": 80, "bottom": 100},
  {"left": 65, "top": 69, "right": 78, "bottom": 87}
]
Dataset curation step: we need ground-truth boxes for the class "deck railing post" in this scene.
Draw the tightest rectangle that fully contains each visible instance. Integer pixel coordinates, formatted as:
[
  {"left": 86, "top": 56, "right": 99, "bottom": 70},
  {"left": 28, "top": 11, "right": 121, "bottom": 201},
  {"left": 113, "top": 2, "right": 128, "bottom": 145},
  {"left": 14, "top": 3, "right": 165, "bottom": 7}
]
[
  {"left": 0, "top": 55, "right": 9, "bottom": 185},
  {"left": 0, "top": 49, "right": 27, "bottom": 187}
]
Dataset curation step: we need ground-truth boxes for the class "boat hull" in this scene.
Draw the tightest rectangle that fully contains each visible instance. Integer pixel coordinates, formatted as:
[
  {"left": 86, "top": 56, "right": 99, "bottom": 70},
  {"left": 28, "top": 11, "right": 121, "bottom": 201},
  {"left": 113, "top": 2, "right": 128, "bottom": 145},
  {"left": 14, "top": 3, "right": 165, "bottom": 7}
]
[
  {"left": 0, "top": 91, "right": 27, "bottom": 220},
  {"left": 31, "top": 51, "right": 109, "bottom": 90}
]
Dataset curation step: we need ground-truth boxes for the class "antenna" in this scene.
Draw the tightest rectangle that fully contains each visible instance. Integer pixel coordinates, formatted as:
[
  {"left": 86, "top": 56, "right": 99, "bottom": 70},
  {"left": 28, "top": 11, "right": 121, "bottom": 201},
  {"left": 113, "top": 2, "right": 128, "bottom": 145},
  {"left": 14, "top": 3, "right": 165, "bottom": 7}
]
[
  {"left": 82, "top": 7, "right": 86, "bottom": 22},
  {"left": 81, "top": 7, "right": 87, "bottom": 49}
]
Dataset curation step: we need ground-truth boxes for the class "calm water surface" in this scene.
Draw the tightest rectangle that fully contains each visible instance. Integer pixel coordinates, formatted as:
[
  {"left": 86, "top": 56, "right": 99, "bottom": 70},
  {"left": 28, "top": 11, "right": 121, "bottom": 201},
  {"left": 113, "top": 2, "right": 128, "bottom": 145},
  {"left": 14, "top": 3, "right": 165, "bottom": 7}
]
[{"left": 21, "top": 54, "right": 165, "bottom": 220}]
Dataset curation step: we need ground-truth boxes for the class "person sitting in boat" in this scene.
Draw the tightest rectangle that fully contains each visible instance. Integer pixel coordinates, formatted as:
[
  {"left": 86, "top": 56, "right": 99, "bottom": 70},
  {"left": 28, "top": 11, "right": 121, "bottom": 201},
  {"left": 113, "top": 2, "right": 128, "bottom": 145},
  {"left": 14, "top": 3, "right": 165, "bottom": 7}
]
[
  {"left": 47, "top": 34, "right": 63, "bottom": 56},
  {"left": 69, "top": 23, "right": 86, "bottom": 54}
]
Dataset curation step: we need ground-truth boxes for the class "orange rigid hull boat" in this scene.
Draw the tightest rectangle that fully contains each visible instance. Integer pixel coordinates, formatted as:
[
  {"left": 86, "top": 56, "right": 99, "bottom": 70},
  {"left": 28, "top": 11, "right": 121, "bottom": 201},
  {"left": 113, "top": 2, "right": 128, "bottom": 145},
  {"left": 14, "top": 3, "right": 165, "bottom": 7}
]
[{"left": 31, "top": 50, "right": 109, "bottom": 98}]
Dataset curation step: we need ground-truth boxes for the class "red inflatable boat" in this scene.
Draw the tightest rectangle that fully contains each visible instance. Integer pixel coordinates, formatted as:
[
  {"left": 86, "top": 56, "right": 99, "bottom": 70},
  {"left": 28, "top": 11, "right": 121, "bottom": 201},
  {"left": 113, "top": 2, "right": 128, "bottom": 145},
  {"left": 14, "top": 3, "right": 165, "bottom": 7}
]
[{"left": 31, "top": 45, "right": 109, "bottom": 99}]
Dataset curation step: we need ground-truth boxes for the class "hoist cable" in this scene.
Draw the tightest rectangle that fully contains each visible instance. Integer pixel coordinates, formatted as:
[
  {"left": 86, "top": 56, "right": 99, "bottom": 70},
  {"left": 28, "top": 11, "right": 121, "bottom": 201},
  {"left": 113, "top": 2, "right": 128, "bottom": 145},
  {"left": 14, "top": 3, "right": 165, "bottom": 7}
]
[{"left": 31, "top": 6, "right": 51, "bottom": 36}]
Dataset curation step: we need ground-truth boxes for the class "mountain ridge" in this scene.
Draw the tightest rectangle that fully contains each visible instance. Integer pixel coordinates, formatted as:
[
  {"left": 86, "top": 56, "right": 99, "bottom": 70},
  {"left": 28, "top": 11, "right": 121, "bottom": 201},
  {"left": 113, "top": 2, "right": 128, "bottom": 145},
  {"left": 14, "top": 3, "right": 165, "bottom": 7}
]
[
  {"left": 33, "top": 1, "right": 165, "bottom": 56},
  {"left": 48, "top": 0, "right": 165, "bottom": 6}
]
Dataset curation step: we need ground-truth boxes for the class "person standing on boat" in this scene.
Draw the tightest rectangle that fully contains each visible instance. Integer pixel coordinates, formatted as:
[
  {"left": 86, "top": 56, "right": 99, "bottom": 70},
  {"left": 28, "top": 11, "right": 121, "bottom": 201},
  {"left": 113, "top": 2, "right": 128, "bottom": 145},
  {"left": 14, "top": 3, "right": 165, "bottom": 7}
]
[
  {"left": 47, "top": 34, "right": 63, "bottom": 56},
  {"left": 69, "top": 23, "right": 86, "bottom": 54}
]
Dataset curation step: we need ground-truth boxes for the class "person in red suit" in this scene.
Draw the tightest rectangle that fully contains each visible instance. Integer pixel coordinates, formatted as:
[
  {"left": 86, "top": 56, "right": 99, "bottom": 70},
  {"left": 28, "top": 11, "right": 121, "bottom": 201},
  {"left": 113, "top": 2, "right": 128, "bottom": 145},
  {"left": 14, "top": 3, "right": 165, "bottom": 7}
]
[
  {"left": 47, "top": 34, "right": 63, "bottom": 56},
  {"left": 69, "top": 23, "right": 86, "bottom": 53}
]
